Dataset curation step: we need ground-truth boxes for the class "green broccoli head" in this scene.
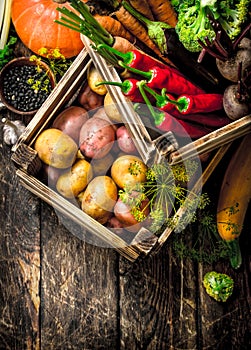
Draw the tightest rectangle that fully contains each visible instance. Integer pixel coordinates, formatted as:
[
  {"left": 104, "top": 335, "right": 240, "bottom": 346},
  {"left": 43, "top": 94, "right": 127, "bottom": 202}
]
[
  {"left": 218, "top": 0, "right": 251, "bottom": 39},
  {"left": 203, "top": 271, "right": 234, "bottom": 302},
  {"left": 175, "top": 0, "right": 251, "bottom": 53},
  {"left": 175, "top": 1, "right": 216, "bottom": 52}
]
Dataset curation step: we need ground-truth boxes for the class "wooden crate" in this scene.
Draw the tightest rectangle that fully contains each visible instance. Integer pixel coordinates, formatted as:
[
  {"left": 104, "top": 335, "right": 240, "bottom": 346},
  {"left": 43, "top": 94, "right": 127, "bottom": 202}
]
[{"left": 11, "top": 47, "right": 251, "bottom": 262}]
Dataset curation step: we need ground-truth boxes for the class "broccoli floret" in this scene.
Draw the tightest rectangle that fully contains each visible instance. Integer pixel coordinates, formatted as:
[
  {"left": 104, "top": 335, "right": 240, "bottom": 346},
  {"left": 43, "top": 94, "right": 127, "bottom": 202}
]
[
  {"left": 175, "top": 0, "right": 216, "bottom": 52},
  {"left": 217, "top": 0, "right": 251, "bottom": 39},
  {"left": 203, "top": 271, "right": 234, "bottom": 302},
  {"left": 175, "top": 0, "right": 251, "bottom": 52}
]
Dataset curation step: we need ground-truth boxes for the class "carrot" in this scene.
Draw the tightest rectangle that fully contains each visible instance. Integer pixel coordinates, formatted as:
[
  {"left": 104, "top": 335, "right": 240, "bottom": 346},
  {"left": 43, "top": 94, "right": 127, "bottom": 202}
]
[
  {"left": 128, "top": 0, "right": 154, "bottom": 20},
  {"left": 112, "top": 36, "right": 137, "bottom": 53},
  {"left": 115, "top": 6, "right": 174, "bottom": 65},
  {"left": 147, "top": 0, "right": 178, "bottom": 28},
  {"left": 93, "top": 14, "right": 135, "bottom": 43}
]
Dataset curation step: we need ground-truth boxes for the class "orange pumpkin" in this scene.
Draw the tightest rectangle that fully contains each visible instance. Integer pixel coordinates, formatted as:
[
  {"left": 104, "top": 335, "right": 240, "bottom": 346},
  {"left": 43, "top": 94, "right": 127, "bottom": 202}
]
[{"left": 11, "top": 0, "right": 85, "bottom": 58}]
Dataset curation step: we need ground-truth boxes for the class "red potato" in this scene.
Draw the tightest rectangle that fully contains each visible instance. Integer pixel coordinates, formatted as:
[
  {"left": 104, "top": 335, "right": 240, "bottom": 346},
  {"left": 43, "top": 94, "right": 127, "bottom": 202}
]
[
  {"left": 92, "top": 107, "right": 118, "bottom": 131},
  {"left": 116, "top": 125, "right": 138, "bottom": 154},
  {"left": 79, "top": 117, "right": 116, "bottom": 159},
  {"left": 52, "top": 106, "right": 89, "bottom": 143},
  {"left": 77, "top": 82, "right": 104, "bottom": 111},
  {"left": 114, "top": 196, "right": 150, "bottom": 233},
  {"left": 106, "top": 216, "right": 124, "bottom": 235}
]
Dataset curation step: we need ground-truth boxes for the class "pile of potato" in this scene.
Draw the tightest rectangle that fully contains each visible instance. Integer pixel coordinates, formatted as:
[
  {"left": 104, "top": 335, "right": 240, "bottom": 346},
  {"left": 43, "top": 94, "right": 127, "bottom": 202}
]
[{"left": 34, "top": 65, "right": 149, "bottom": 234}]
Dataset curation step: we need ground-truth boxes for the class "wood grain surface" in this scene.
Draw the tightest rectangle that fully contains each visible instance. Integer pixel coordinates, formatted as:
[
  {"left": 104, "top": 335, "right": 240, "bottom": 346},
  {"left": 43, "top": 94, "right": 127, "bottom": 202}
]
[{"left": 0, "top": 40, "right": 250, "bottom": 350}]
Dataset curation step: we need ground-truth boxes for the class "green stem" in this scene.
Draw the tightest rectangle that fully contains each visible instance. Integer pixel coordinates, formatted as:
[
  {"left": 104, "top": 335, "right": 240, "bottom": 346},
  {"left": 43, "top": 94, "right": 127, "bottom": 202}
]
[
  {"left": 118, "top": 61, "right": 152, "bottom": 79},
  {"left": 56, "top": 1, "right": 114, "bottom": 45},
  {"left": 137, "top": 80, "right": 165, "bottom": 125},
  {"left": 97, "top": 43, "right": 134, "bottom": 65},
  {"left": 143, "top": 85, "right": 180, "bottom": 109},
  {"left": 227, "top": 239, "right": 242, "bottom": 269},
  {"left": 95, "top": 80, "right": 131, "bottom": 94}
]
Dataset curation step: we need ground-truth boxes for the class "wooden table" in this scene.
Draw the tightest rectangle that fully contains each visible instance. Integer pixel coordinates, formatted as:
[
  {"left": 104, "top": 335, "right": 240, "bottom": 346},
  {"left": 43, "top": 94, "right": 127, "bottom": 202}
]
[{"left": 0, "top": 42, "right": 251, "bottom": 350}]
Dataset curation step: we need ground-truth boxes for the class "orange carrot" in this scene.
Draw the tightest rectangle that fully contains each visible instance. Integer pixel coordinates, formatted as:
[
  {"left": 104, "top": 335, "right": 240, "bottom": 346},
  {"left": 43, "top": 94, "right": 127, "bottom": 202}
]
[
  {"left": 115, "top": 6, "right": 174, "bottom": 65},
  {"left": 94, "top": 14, "right": 135, "bottom": 43},
  {"left": 128, "top": 0, "right": 154, "bottom": 20},
  {"left": 147, "top": 0, "right": 178, "bottom": 28}
]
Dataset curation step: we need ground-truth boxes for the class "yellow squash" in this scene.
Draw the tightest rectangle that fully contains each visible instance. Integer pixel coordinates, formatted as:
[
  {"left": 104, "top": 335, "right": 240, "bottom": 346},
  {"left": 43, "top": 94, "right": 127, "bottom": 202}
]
[
  {"left": 217, "top": 134, "right": 251, "bottom": 269},
  {"left": 217, "top": 134, "right": 251, "bottom": 241}
]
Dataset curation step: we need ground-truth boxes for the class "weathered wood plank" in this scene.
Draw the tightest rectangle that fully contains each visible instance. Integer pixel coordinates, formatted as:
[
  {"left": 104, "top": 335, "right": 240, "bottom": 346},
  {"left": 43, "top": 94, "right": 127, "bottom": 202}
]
[
  {"left": 0, "top": 125, "right": 40, "bottom": 350},
  {"left": 197, "top": 208, "right": 251, "bottom": 349},
  {"left": 119, "top": 245, "right": 198, "bottom": 349},
  {"left": 39, "top": 203, "right": 119, "bottom": 349},
  {"left": 196, "top": 150, "right": 251, "bottom": 349}
]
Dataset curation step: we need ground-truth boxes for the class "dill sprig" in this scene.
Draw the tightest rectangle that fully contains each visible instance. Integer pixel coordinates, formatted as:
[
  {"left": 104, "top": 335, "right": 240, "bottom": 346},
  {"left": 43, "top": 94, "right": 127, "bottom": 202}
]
[
  {"left": 119, "top": 158, "right": 210, "bottom": 233},
  {"left": 30, "top": 47, "right": 72, "bottom": 82},
  {"left": 172, "top": 210, "right": 233, "bottom": 264}
]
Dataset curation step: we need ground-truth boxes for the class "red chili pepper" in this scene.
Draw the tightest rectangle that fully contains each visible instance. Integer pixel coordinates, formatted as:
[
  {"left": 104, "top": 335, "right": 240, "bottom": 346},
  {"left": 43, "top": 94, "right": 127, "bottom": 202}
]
[
  {"left": 176, "top": 94, "right": 223, "bottom": 114},
  {"left": 138, "top": 82, "right": 229, "bottom": 128},
  {"left": 97, "top": 43, "right": 167, "bottom": 70},
  {"left": 139, "top": 84, "right": 179, "bottom": 114},
  {"left": 156, "top": 112, "right": 213, "bottom": 138},
  {"left": 141, "top": 83, "right": 223, "bottom": 115},
  {"left": 119, "top": 62, "right": 205, "bottom": 95},
  {"left": 96, "top": 78, "right": 144, "bottom": 102},
  {"left": 175, "top": 112, "right": 230, "bottom": 128},
  {"left": 137, "top": 81, "right": 212, "bottom": 138}
]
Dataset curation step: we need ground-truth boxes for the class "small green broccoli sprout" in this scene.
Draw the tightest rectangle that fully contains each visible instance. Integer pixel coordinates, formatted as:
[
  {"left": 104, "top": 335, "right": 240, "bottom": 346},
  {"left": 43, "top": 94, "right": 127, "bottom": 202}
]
[{"left": 203, "top": 271, "right": 234, "bottom": 302}]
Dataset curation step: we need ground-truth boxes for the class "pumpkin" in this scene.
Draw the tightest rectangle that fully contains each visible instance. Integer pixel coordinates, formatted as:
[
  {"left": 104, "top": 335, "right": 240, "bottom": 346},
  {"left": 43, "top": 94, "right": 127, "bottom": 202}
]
[{"left": 11, "top": 0, "right": 85, "bottom": 58}]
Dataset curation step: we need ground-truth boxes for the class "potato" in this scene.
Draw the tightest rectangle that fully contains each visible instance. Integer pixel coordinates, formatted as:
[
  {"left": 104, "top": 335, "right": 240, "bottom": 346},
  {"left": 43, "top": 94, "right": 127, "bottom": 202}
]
[
  {"left": 116, "top": 125, "right": 137, "bottom": 154},
  {"left": 52, "top": 106, "right": 89, "bottom": 143},
  {"left": 77, "top": 81, "right": 104, "bottom": 110},
  {"left": 41, "top": 164, "right": 66, "bottom": 188},
  {"left": 92, "top": 107, "right": 118, "bottom": 132},
  {"left": 56, "top": 159, "right": 93, "bottom": 198},
  {"left": 111, "top": 155, "right": 147, "bottom": 189},
  {"left": 104, "top": 92, "right": 122, "bottom": 123},
  {"left": 81, "top": 175, "right": 117, "bottom": 224},
  {"left": 91, "top": 152, "right": 114, "bottom": 176},
  {"left": 79, "top": 117, "right": 115, "bottom": 159},
  {"left": 87, "top": 65, "right": 107, "bottom": 95},
  {"left": 114, "top": 196, "right": 150, "bottom": 233},
  {"left": 34, "top": 128, "right": 78, "bottom": 169},
  {"left": 106, "top": 216, "right": 125, "bottom": 235}
]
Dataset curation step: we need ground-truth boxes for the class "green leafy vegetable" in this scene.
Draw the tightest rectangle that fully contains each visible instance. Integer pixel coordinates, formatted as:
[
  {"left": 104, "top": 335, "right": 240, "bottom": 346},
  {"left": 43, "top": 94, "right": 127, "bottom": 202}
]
[
  {"left": 0, "top": 36, "right": 17, "bottom": 70},
  {"left": 203, "top": 271, "right": 234, "bottom": 302},
  {"left": 175, "top": 0, "right": 251, "bottom": 52},
  {"left": 172, "top": 210, "right": 233, "bottom": 264}
]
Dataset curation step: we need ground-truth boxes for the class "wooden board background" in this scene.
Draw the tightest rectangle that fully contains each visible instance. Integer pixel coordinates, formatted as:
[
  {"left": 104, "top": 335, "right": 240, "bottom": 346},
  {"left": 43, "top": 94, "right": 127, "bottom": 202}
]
[{"left": 0, "top": 40, "right": 250, "bottom": 350}]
